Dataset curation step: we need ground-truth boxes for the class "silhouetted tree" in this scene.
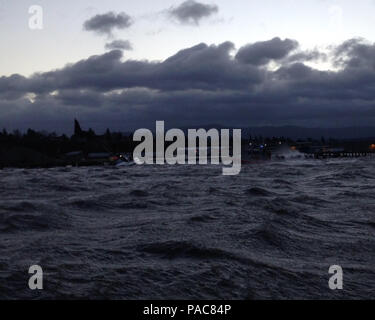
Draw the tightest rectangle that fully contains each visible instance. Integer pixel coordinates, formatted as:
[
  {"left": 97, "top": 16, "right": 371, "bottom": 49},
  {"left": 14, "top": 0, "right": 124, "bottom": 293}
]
[
  {"left": 74, "top": 119, "right": 83, "bottom": 136},
  {"left": 105, "top": 128, "right": 111, "bottom": 140}
]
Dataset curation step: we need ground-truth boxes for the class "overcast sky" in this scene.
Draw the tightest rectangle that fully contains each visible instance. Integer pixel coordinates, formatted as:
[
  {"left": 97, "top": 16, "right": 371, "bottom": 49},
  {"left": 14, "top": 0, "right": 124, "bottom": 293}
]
[{"left": 1, "top": 0, "right": 375, "bottom": 133}]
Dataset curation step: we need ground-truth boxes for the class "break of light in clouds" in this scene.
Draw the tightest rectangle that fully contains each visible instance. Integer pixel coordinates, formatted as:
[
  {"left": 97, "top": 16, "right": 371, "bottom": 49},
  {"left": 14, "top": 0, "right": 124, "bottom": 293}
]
[{"left": 1, "top": 0, "right": 375, "bottom": 133}]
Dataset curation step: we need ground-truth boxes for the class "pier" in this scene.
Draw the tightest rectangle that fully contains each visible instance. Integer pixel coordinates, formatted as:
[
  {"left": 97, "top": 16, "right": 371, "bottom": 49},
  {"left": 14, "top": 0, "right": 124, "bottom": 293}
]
[{"left": 308, "top": 152, "right": 375, "bottom": 159}]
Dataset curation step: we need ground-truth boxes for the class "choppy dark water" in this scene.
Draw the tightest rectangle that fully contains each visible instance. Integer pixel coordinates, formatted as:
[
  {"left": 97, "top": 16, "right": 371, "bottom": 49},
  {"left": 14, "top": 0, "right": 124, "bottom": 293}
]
[{"left": 0, "top": 158, "right": 374, "bottom": 300}]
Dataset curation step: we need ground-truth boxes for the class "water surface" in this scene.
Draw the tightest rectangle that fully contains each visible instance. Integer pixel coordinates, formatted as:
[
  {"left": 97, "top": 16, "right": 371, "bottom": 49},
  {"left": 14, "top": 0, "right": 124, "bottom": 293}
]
[{"left": 0, "top": 158, "right": 374, "bottom": 299}]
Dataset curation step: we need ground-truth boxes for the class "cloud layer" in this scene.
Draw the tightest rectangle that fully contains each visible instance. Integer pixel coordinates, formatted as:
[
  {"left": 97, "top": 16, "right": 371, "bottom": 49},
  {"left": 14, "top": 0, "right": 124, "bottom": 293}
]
[
  {"left": 235, "top": 37, "right": 298, "bottom": 66},
  {"left": 1, "top": 37, "right": 375, "bottom": 133}
]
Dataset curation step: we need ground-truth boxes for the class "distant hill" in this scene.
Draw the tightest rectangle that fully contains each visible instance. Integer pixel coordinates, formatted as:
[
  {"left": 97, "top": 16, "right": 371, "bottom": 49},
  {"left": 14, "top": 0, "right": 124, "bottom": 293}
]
[
  {"left": 166, "top": 125, "right": 375, "bottom": 140},
  {"left": 242, "top": 126, "right": 375, "bottom": 140}
]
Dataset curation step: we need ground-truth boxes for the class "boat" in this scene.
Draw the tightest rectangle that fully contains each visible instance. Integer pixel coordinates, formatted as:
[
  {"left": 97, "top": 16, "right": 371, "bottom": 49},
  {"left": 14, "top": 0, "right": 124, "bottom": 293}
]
[{"left": 109, "top": 154, "right": 135, "bottom": 167}]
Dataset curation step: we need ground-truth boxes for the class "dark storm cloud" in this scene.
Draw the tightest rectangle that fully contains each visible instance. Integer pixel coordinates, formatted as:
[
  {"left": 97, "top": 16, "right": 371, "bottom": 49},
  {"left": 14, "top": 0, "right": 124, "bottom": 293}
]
[
  {"left": 0, "top": 74, "right": 28, "bottom": 100},
  {"left": 285, "top": 49, "right": 327, "bottom": 64},
  {"left": 169, "top": 0, "right": 219, "bottom": 25},
  {"left": 333, "top": 38, "right": 375, "bottom": 69},
  {"left": 13, "top": 42, "right": 262, "bottom": 93},
  {"left": 2, "top": 37, "right": 375, "bottom": 132},
  {"left": 105, "top": 40, "right": 133, "bottom": 51},
  {"left": 235, "top": 37, "right": 298, "bottom": 65},
  {"left": 83, "top": 12, "right": 133, "bottom": 36}
]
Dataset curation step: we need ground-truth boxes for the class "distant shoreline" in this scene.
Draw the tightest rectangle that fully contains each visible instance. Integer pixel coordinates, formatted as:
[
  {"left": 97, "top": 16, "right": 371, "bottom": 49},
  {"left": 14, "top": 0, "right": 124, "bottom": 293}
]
[{"left": 1, "top": 120, "right": 375, "bottom": 169}]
